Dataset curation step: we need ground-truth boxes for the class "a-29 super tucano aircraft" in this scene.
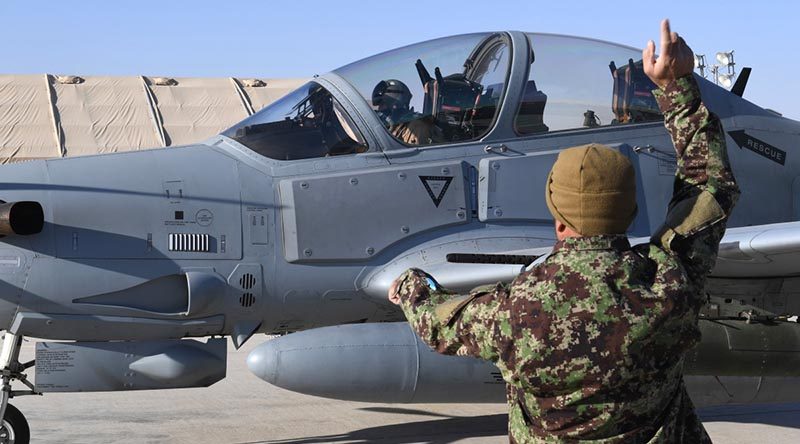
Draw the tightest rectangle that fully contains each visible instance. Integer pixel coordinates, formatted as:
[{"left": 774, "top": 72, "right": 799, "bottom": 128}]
[{"left": 0, "top": 31, "right": 798, "bottom": 442}]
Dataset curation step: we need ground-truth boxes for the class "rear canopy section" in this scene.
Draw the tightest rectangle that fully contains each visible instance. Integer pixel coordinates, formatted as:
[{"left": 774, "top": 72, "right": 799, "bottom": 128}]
[{"left": 0, "top": 74, "right": 306, "bottom": 163}]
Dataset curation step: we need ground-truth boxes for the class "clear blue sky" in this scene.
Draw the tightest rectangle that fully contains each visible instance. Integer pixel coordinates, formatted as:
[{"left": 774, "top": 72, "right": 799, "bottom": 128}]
[{"left": 1, "top": 0, "right": 797, "bottom": 119}]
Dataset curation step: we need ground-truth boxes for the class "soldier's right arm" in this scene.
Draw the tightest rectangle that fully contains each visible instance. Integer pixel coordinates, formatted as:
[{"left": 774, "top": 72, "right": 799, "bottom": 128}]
[
  {"left": 651, "top": 76, "right": 739, "bottom": 282},
  {"left": 643, "top": 20, "right": 740, "bottom": 283}
]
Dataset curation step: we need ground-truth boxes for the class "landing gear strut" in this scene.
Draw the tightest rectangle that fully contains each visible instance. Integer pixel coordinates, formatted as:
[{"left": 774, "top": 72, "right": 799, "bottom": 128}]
[{"left": 0, "top": 333, "right": 38, "bottom": 444}]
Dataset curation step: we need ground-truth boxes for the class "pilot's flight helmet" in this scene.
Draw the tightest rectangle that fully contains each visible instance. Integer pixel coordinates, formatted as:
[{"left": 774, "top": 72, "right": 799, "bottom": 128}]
[{"left": 372, "top": 79, "right": 412, "bottom": 111}]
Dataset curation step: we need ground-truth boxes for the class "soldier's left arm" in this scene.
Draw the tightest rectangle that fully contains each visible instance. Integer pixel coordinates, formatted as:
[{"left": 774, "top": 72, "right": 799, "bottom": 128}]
[{"left": 394, "top": 268, "right": 512, "bottom": 361}]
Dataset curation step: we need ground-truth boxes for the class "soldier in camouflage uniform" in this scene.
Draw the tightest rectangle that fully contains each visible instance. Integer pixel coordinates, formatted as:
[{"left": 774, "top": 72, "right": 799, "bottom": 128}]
[{"left": 389, "top": 20, "right": 739, "bottom": 443}]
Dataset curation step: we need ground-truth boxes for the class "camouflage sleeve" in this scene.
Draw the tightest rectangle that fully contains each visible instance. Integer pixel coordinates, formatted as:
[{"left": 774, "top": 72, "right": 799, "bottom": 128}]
[
  {"left": 395, "top": 268, "right": 511, "bottom": 361},
  {"left": 652, "top": 75, "right": 740, "bottom": 283}
]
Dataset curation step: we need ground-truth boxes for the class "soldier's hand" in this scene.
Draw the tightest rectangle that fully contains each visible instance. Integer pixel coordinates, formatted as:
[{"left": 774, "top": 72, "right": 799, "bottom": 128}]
[
  {"left": 388, "top": 278, "right": 402, "bottom": 305},
  {"left": 643, "top": 19, "right": 695, "bottom": 89}
]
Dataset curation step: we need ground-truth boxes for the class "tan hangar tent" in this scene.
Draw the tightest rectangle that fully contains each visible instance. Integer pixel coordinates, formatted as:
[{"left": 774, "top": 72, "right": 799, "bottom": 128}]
[{"left": 0, "top": 74, "right": 307, "bottom": 164}]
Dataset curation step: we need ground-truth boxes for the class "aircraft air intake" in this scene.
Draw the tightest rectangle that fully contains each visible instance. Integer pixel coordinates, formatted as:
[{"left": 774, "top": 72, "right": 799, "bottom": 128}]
[{"left": 0, "top": 201, "right": 44, "bottom": 236}]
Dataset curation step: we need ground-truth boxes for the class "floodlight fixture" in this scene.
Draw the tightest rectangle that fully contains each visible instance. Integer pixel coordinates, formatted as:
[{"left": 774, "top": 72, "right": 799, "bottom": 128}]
[
  {"left": 717, "top": 73, "right": 735, "bottom": 89},
  {"left": 694, "top": 54, "right": 707, "bottom": 77},
  {"left": 716, "top": 51, "right": 735, "bottom": 67}
]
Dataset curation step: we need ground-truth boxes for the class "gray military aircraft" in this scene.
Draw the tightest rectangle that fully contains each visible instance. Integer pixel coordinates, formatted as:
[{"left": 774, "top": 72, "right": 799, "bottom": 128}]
[{"left": 0, "top": 30, "right": 798, "bottom": 442}]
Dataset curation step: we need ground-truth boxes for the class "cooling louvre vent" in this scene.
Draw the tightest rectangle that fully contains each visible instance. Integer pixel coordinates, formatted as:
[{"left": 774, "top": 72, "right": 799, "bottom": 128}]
[
  {"left": 240, "top": 293, "right": 256, "bottom": 308},
  {"left": 238, "top": 273, "right": 257, "bottom": 308},
  {"left": 228, "top": 264, "right": 261, "bottom": 311},
  {"left": 169, "top": 233, "right": 210, "bottom": 252},
  {"left": 239, "top": 273, "right": 256, "bottom": 290}
]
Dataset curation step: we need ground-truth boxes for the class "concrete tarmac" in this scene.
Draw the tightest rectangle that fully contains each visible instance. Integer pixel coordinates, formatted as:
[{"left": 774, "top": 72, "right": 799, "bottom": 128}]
[{"left": 9, "top": 338, "right": 800, "bottom": 443}]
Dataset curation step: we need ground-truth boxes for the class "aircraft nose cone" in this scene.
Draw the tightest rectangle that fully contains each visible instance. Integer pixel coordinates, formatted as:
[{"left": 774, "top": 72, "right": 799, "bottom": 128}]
[{"left": 247, "top": 340, "right": 279, "bottom": 384}]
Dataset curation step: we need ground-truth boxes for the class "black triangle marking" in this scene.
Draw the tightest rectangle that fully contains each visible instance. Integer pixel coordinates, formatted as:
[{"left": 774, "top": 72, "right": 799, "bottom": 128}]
[{"left": 419, "top": 176, "right": 453, "bottom": 208}]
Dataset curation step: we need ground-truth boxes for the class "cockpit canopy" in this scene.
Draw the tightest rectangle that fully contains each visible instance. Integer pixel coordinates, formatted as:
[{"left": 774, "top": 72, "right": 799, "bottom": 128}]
[
  {"left": 222, "top": 82, "right": 368, "bottom": 160},
  {"left": 223, "top": 32, "right": 663, "bottom": 160},
  {"left": 517, "top": 33, "right": 661, "bottom": 134},
  {"left": 336, "top": 32, "right": 511, "bottom": 147}
]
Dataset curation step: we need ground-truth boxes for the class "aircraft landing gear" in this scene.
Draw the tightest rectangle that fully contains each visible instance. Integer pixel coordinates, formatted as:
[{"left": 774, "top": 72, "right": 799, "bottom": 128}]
[
  {"left": 0, "top": 333, "right": 38, "bottom": 444},
  {"left": 0, "top": 404, "right": 28, "bottom": 444}
]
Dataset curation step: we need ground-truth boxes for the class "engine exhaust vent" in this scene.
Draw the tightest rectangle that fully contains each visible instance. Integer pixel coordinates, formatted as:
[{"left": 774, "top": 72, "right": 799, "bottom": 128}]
[{"left": 0, "top": 201, "right": 44, "bottom": 236}]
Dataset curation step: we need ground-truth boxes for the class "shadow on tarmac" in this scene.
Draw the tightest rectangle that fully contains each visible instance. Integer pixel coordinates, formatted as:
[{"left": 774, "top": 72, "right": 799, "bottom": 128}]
[
  {"left": 244, "top": 413, "right": 508, "bottom": 444},
  {"left": 358, "top": 407, "right": 454, "bottom": 418},
  {"left": 240, "top": 403, "right": 800, "bottom": 444},
  {"left": 699, "top": 402, "right": 800, "bottom": 429}
]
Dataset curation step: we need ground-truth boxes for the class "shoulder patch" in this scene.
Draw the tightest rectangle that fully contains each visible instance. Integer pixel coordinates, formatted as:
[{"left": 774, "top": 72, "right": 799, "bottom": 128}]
[
  {"left": 654, "top": 189, "right": 725, "bottom": 249},
  {"left": 434, "top": 294, "right": 479, "bottom": 325}
]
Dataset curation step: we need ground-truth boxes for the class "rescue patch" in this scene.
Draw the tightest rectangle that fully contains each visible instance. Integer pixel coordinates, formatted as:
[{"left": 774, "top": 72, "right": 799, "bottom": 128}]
[{"left": 419, "top": 176, "right": 453, "bottom": 207}]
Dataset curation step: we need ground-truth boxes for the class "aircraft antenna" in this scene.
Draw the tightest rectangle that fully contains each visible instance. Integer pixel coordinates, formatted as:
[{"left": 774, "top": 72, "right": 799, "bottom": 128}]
[{"left": 731, "top": 67, "right": 751, "bottom": 97}]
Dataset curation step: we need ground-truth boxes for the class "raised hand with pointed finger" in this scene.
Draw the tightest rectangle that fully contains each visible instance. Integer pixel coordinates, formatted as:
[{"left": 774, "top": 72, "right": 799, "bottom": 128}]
[{"left": 643, "top": 19, "right": 695, "bottom": 89}]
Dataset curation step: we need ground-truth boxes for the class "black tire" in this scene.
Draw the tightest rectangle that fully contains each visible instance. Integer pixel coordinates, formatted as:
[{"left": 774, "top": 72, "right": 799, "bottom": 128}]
[{"left": 0, "top": 403, "right": 29, "bottom": 444}]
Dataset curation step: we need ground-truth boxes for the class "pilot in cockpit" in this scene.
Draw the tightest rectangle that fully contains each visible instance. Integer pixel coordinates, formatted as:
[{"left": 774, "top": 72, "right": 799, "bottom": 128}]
[{"left": 371, "top": 79, "right": 443, "bottom": 146}]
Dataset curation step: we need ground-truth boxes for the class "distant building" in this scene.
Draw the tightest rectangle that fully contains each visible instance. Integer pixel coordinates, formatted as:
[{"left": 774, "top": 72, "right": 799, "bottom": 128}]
[{"left": 0, "top": 74, "right": 306, "bottom": 163}]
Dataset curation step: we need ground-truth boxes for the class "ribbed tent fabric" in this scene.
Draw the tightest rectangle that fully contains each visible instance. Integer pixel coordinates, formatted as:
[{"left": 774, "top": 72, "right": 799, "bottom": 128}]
[
  {"left": 0, "top": 75, "right": 58, "bottom": 163},
  {"left": 54, "top": 76, "right": 161, "bottom": 156},
  {"left": 0, "top": 74, "right": 306, "bottom": 163}
]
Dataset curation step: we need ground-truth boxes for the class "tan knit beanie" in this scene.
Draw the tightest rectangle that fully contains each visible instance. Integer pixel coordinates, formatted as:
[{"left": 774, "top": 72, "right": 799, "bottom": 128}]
[{"left": 545, "top": 144, "right": 637, "bottom": 236}]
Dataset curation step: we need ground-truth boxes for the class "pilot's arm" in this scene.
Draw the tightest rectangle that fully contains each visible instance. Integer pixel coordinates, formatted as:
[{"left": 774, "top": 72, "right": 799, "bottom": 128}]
[
  {"left": 391, "top": 118, "right": 444, "bottom": 146},
  {"left": 644, "top": 20, "right": 740, "bottom": 286},
  {"left": 389, "top": 268, "right": 512, "bottom": 362}
]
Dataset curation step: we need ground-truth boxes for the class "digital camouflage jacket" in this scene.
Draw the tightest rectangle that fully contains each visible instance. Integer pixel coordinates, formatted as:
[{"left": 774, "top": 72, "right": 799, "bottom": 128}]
[{"left": 397, "top": 75, "right": 740, "bottom": 443}]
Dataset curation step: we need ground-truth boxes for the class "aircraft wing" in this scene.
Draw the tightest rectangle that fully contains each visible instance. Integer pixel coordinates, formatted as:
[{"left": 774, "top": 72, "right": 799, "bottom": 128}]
[
  {"left": 711, "top": 221, "right": 800, "bottom": 278},
  {"left": 364, "top": 221, "right": 800, "bottom": 298}
]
